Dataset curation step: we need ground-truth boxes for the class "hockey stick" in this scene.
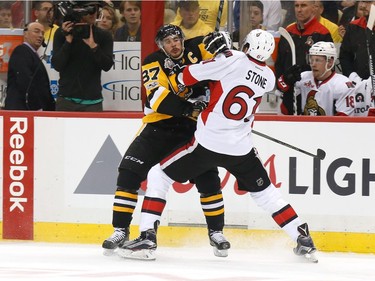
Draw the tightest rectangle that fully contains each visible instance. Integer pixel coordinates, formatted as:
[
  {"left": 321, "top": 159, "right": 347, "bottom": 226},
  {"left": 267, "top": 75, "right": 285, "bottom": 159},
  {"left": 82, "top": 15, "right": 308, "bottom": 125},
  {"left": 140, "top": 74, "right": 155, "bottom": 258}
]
[
  {"left": 252, "top": 129, "right": 326, "bottom": 160},
  {"left": 215, "top": 0, "right": 225, "bottom": 32},
  {"left": 279, "top": 27, "right": 296, "bottom": 65},
  {"left": 366, "top": 4, "right": 375, "bottom": 104},
  {"left": 279, "top": 27, "right": 297, "bottom": 115}
]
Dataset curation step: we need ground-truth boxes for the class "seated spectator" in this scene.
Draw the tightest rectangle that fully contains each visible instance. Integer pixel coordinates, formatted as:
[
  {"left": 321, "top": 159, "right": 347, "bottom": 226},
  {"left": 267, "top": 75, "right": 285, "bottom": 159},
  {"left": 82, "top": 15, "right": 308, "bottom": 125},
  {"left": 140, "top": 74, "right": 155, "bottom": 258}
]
[
  {"left": 233, "top": 0, "right": 265, "bottom": 42},
  {"left": 174, "top": 0, "right": 228, "bottom": 30},
  {"left": 171, "top": 0, "right": 212, "bottom": 40},
  {"left": 233, "top": 0, "right": 282, "bottom": 45},
  {"left": 315, "top": 0, "right": 342, "bottom": 43},
  {"left": 97, "top": 4, "right": 120, "bottom": 37},
  {"left": 114, "top": 0, "right": 141, "bottom": 41},
  {"left": 248, "top": 0, "right": 266, "bottom": 30},
  {"left": 0, "top": 1, "right": 13, "bottom": 28}
]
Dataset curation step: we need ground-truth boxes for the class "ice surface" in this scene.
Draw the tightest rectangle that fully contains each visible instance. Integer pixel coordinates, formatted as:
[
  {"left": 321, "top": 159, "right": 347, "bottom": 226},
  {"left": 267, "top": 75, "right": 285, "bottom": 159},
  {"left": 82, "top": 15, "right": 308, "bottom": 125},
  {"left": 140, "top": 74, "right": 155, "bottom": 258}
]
[{"left": 0, "top": 241, "right": 374, "bottom": 281}]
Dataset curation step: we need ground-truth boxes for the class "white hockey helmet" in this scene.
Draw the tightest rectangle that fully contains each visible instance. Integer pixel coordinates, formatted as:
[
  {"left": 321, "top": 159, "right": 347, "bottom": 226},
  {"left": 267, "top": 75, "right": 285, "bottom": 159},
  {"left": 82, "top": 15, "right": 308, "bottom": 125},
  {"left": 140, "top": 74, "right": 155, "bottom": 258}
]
[
  {"left": 241, "top": 29, "right": 275, "bottom": 62},
  {"left": 309, "top": 41, "right": 337, "bottom": 62}
]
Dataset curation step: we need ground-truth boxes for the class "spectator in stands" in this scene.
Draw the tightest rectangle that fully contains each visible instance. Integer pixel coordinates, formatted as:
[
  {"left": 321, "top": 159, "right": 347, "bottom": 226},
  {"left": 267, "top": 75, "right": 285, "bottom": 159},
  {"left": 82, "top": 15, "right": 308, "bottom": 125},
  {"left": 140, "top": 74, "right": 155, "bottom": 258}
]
[
  {"left": 4, "top": 22, "right": 55, "bottom": 110},
  {"left": 171, "top": 0, "right": 213, "bottom": 39},
  {"left": 275, "top": 0, "right": 333, "bottom": 115},
  {"left": 0, "top": 1, "right": 12, "bottom": 28},
  {"left": 339, "top": 0, "right": 375, "bottom": 79},
  {"left": 232, "top": 1, "right": 265, "bottom": 42},
  {"left": 52, "top": 1, "right": 114, "bottom": 112},
  {"left": 250, "top": 1, "right": 266, "bottom": 30},
  {"left": 233, "top": 1, "right": 281, "bottom": 31},
  {"left": 314, "top": 0, "right": 342, "bottom": 43},
  {"left": 114, "top": 1, "right": 141, "bottom": 41},
  {"left": 33, "top": 1, "right": 59, "bottom": 43},
  {"left": 174, "top": 0, "right": 228, "bottom": 31},
  {"left": 97, "top": 4, "right": 120, "bottom": 37}
]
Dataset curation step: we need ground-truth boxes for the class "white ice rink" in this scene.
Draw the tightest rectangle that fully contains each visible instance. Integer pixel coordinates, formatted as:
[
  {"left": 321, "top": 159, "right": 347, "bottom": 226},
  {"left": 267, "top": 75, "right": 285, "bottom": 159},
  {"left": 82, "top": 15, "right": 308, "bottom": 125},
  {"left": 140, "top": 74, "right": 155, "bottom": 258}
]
[{"left": 0, "top": 241, "right": 374, "bottom": 281}]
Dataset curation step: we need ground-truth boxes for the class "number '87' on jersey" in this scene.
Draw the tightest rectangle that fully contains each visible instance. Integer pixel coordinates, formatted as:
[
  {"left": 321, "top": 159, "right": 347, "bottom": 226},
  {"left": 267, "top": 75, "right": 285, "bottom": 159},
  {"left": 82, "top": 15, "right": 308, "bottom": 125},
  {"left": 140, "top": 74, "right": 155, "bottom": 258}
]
[{"left": 182, "top": 50, "right": 276, "bottom": 156}]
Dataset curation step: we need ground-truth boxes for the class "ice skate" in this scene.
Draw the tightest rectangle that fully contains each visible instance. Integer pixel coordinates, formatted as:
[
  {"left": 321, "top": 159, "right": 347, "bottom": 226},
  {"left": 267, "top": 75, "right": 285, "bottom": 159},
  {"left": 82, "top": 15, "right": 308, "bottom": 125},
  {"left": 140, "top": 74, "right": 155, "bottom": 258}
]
[
  {"left": 209, "top": 230, "right": 231, "bottom": 257},
  {"left": 293, "top": 223, "right": 318, "bottom": 263},
  {"left": 118, "top": 229, "right": 157, "bottom": 260},
  {"left": 102, "top": 227, "right": 129, "bottom": 256}
]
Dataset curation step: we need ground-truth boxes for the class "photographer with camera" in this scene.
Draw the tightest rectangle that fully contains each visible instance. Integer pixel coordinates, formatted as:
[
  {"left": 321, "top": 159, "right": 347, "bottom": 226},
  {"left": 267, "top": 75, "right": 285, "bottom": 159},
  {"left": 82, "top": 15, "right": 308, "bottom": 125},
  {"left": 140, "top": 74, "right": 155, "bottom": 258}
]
[{"left": 51, "top": 1, "right": 114, "bottom": 111}]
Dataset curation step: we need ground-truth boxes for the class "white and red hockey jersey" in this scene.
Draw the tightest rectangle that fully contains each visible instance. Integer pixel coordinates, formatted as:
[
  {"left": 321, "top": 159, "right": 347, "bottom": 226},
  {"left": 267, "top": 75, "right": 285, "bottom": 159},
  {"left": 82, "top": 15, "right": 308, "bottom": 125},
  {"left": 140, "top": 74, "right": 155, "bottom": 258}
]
[
  {"left": 348, "top": 72, "right": 375, "bottom": 116},
  {"left": 294, "top": 71, "right": 356, "bottom": 116},
  {"left": 182, "top": 50, "right": 275, "bottom": 156}
]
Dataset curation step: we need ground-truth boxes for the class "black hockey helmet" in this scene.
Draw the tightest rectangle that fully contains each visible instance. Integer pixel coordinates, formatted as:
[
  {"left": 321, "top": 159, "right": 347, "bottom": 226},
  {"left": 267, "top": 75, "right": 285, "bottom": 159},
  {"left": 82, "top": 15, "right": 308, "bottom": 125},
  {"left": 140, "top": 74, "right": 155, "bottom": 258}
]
[{"left": 155, "top": 24, "right": 185, "bottom": 49}]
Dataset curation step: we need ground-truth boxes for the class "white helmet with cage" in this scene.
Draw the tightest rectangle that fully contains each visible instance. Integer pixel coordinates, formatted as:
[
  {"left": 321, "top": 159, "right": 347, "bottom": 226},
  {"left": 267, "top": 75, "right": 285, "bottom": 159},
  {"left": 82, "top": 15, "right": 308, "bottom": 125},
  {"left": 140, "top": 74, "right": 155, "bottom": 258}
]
[{"left": 241, "top": 29, "right": 275, "bottom": 62}]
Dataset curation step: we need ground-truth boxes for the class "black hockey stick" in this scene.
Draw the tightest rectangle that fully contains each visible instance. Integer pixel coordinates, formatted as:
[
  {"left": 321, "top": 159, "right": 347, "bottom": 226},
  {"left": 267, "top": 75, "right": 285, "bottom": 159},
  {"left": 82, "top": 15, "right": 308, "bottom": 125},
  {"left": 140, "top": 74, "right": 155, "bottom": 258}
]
[
  {"left": 215, "top": 0, "right": 224, "bottom": 32},
  {"left": 252, "top": 129, "right": 326, "bottom": 160},
  {"left": 279, "top": 27, "right": 297, "bottom": 115}
]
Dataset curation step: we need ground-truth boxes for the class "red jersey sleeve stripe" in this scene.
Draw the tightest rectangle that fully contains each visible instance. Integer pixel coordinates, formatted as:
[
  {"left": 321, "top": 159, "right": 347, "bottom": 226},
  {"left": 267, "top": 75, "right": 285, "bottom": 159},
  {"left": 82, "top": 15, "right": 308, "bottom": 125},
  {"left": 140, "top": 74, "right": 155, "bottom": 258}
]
[{"left": 183, "top": 66, "right": 200, "bottom": 86}]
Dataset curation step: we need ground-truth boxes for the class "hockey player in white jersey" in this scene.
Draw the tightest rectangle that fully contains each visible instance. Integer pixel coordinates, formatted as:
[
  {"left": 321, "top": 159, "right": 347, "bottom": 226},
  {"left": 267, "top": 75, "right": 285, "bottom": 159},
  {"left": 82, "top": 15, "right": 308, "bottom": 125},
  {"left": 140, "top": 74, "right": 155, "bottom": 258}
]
[
  {"left": 348, "top": 72, "right": 375, "bottom": 116},
  {"left": 278, "top": 41, "right": 358, "bottom": 116},
  {"left": 119, "top": 29, "right": 318, "bottom": 263}
]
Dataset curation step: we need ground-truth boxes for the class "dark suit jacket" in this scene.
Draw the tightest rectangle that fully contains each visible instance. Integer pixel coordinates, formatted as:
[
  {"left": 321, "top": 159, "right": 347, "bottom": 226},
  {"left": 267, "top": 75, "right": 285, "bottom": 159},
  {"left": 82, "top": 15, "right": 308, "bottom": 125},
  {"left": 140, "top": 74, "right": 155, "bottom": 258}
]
[{"left": 5, "top": 43, "right": 55, "bottom": 111}]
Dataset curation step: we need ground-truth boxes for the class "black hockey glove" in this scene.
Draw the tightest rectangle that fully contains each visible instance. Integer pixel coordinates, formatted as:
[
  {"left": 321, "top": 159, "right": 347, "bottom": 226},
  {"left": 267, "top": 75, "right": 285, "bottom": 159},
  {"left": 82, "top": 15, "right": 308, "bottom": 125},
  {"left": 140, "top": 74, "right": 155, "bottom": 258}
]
[
  {"left": 182, "top": 100, "right": 208, "bottom": 118},
  {"left": 203, "top": 32, "right": 229, "bottom": 56},
  {"left": 277, "top": 64, "right": 302, "bottom": 93}
]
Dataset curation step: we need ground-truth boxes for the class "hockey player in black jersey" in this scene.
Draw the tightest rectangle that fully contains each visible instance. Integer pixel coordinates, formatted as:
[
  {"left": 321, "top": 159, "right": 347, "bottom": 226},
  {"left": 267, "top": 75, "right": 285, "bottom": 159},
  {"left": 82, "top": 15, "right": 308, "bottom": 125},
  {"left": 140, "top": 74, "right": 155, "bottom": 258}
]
[{"left": 102, "top": 24, "right": 230, "bottom": 258}]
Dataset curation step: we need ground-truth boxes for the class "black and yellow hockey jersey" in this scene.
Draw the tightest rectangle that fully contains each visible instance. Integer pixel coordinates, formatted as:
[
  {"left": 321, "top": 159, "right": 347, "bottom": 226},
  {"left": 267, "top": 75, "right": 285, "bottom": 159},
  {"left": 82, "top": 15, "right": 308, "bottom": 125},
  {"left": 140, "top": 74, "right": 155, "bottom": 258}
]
[{"left": 141, "top": 36, "right": 213, "bottom": 124}]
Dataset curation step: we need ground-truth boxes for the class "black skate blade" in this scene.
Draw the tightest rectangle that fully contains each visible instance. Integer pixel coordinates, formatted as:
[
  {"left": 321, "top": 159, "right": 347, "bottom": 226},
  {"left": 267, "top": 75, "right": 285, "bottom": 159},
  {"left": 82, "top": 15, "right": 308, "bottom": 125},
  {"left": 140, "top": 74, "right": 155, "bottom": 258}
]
[{"left": 117, "top": 248, "right": 156, "bottom": 260}]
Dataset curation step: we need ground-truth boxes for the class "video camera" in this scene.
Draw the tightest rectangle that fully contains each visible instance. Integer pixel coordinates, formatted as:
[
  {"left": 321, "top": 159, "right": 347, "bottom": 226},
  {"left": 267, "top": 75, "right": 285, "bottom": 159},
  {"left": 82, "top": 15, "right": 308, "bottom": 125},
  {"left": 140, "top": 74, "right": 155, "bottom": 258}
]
[
  {"left": 56, "top": 1, "right": 101, "bottom": 38},
  {"left": 56, "top": 1, "right": 99, "bottom": 23}
]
